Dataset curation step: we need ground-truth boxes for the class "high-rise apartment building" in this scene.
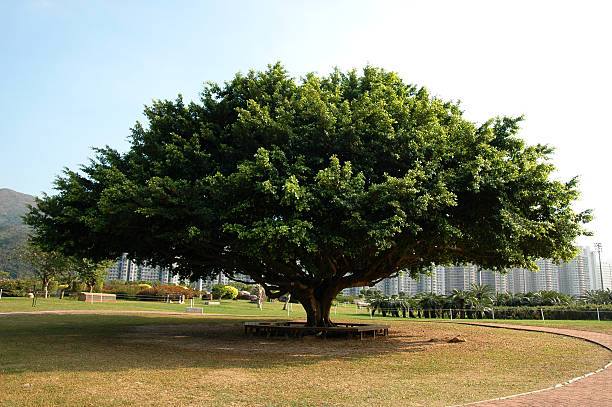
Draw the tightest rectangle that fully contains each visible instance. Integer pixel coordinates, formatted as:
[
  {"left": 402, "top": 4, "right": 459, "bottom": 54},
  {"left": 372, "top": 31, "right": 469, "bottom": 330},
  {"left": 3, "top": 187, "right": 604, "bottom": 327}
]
[
  {"left": 444, "top": 264, "right": 478, "bottom": 294},
  {"left": 558, "top": 253, "right": 589, "bottom": 297},
  {"left": 341, "top": 246, "right": 603, "bottom": 297},
  {"left": 602, "top": 263, "right": 612, "bottom": 290},
  {"left": 106, "top": 253, "right": 179, "bottom": 284}
]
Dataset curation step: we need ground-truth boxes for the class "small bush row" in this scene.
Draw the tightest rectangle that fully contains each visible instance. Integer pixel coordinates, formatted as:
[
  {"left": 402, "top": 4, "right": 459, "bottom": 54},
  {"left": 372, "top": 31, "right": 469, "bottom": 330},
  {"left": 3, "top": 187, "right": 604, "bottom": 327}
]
[
  {"left": 136, "top": 285, "right": 197, "bottom": 298},
  {"left": 491, "top": 305, "right": 612, "bottom": 321},
  {"left": 0, "top": 279, "right": 37, "bottom": 296}
]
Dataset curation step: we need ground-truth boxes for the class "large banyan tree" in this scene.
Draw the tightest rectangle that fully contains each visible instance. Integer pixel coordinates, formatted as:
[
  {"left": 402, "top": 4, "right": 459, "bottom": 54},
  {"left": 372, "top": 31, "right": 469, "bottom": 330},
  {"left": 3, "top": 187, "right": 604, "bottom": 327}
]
[{"left": 26, "top": 64, "right": 590, "bottom": 327}]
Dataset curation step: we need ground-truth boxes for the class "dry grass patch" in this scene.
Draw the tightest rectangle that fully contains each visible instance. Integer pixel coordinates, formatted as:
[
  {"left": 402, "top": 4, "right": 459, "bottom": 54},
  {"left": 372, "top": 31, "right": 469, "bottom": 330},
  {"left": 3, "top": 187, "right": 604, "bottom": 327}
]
[
  {"left": 468, "top": 319, "right": 612, "bottom": 335},
  {"left": 0, "top": 315, "right": 609, "bottom": 407}
]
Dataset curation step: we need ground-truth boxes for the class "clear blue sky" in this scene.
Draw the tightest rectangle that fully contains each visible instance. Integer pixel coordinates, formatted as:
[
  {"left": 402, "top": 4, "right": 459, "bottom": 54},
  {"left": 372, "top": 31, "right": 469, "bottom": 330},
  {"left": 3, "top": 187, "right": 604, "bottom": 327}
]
[{"left": 1, "top": 1, "right": 611, "bottom": 259}]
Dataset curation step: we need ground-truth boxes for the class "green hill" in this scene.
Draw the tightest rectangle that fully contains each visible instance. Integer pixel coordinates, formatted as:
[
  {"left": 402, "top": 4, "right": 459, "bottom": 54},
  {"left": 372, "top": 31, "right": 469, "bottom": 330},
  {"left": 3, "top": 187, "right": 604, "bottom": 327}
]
[{"left": 0, "top": 189, "right": 36, "bottom": 278}]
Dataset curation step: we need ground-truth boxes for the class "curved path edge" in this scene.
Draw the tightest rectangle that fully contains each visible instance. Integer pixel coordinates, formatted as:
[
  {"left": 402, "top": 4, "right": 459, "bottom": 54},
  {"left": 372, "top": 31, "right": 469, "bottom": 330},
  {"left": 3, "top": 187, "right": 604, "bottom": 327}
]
[{"left": 445, "top": 321, "right": 612, "bottom": 407}]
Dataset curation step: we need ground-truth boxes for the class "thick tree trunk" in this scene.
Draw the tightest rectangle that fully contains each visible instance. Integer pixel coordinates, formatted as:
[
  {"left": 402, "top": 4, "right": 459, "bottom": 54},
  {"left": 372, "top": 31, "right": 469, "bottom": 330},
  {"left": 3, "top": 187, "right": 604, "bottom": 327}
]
[
  {"left": 294, "top": 284, "right": 341, "bottom": 327},
  {"left": 301, "top": 295, "right": 334, "bottom": 327}
]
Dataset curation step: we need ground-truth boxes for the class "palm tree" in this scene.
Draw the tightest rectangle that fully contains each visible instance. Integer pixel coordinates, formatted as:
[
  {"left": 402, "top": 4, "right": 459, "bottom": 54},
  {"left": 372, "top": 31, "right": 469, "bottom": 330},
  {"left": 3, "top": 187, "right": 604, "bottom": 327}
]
[
  {"left": 369, "top": 297, "right": 391, "bottom": 317},
  {"left": 449, "top": 290, "right": 470, "bottom": 318},
  {"left": 539, "top": 290, "right": 574, "bottom": 306},
  {"left": 583, "top": 289, "right": 612, "bottom": 305},
  {"left": 494, "top": 292, "right": 510, "bottom": 306},
  {"left": 469, "top": 284, "right": 494, "bottom": 306},
  {"left": 416, "top": 292, "right": 444, "bottom": 318},
  {"left": 369, "top": 297, "right": 412, "bottom": 318}
]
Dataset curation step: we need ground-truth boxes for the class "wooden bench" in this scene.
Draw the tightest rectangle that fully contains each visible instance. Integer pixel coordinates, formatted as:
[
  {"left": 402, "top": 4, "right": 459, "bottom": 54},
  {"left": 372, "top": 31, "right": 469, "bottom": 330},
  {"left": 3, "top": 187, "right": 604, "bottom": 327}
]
[{"left": 243, "top": 321, "right": 389, "bottom": 340}]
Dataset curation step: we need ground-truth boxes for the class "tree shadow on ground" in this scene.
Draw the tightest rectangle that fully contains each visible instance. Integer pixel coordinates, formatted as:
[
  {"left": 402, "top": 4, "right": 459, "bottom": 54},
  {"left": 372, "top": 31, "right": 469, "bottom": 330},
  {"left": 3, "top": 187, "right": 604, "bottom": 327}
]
[{"left": 0, "top": 314, "right": 476, "bottom": 374}]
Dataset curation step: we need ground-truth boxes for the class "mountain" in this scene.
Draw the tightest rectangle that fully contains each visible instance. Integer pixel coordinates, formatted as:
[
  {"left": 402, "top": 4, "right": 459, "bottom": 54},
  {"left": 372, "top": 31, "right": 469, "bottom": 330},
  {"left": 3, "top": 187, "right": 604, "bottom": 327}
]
[
  {"left": 0, "top": 188, "right": 36, "bottom": 278},
  {"left": 0, "top": 189, "right": 36, "bottom": 225}
]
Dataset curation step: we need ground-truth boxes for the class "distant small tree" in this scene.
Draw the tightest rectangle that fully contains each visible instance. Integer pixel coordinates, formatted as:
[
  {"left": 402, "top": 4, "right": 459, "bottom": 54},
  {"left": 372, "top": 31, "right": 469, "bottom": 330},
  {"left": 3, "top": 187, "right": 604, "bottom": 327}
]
[
  {"left": 18, "top": 242, "right": 73, "bottom": 298},
  {"left": 74, "top": 258, "right": 112, "bottom": 293}
]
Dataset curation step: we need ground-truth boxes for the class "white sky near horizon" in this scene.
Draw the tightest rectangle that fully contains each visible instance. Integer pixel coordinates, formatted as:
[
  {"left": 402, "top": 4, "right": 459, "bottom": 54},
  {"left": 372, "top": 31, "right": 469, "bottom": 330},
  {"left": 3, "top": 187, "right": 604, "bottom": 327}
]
[{"left": 1, "top": 1, "right": 611, "bottom": 260}]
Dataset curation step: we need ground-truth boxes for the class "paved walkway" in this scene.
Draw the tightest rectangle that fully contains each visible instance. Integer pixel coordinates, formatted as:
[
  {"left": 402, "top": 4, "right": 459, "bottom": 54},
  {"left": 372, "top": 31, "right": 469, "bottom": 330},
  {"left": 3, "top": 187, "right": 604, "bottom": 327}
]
[{"left": 449, "top": 322, "right": 612, "bottom": 407}]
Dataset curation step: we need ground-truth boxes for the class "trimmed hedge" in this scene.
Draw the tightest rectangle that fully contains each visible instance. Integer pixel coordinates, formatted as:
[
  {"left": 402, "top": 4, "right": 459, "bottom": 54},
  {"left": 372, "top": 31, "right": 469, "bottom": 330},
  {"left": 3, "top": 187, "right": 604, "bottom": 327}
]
[
  {"left": 136, "top": 285, "right": 196, "bottom": 298},
  {"left": 491, "top": 305, "right": 612, "bottom": 321},
  {"left": 103, "top": 282, "right": 152, "bottom": 296}
]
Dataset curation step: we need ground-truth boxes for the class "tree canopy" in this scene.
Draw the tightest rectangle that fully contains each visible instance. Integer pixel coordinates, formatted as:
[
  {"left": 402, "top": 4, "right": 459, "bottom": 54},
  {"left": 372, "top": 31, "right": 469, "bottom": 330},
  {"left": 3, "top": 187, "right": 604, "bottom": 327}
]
[{"left": 25, "top": 63, "right": 590, "bottom": 326}]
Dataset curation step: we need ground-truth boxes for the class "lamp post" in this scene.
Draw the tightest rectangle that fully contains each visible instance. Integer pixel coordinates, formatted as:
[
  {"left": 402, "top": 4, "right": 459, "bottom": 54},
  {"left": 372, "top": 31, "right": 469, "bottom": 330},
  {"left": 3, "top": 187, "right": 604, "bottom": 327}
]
[{"left": 595, "top": 243, "right": 604, "bottom": 290}]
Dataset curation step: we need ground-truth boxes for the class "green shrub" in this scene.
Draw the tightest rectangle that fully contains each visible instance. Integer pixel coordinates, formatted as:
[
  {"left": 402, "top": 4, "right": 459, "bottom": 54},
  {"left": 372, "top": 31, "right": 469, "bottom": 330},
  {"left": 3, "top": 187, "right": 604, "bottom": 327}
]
[
  {"left": 70, "top": 281, "right": 87, "bottom": 292},
  {"left": 47, "top": 280, "right": 59, "bottom": 295},
  {"left": 211, "top": 284, "right": 238, "bottom": 299},
  {"left": 335, "top": 294, "right": 357, "bottom": 303},
  {"left": 227, "top": 281, "right": 253, "bottom": 291},
  {"left": 0, "top": 278, "right": 36, "bottom": 296},
  {"left": 103, "top": 282, "right": 142, "bottom": 296},
  {"left": 136, "top": 285, "right": 196, "bottom": 298},
  {"left": 492, "top": 305, "right": 612, "bottom": 321},
  {"left": 224, "top": 285, "right": 238, "bottom": 299}
]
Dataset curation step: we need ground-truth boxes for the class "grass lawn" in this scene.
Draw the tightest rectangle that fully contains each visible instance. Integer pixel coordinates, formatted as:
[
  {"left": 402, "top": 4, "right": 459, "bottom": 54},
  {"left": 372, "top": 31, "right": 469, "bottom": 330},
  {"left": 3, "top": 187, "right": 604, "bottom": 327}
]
[
  {"left": 3, "top": 296, "right": 612, "bottom": 334},
  {"left": 0, "top": 296, "right": 312, "bottom": 317},
  {"left": 459, "top": 319, "right": 612, "bottom": 335},
  {"left": 0, "top": 305, "right": 610, "bottom": 406}
]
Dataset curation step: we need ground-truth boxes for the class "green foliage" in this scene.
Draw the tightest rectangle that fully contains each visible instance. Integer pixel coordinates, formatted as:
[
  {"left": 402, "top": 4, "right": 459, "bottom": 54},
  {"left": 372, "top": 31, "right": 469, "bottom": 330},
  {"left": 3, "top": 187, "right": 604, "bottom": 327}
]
[
  {"left": 334, "top": 293, "right": 357, "bottom": 303},
  {"left": 103, "top": 281, "right": 143, "bottom": 296},
  {"left": 227, "top": 281, "right": 253, "bottom": 291},
  {"left": 70, "top": 281, "right": 87, "bottom": 292},
  {"left": 360, "top": 289, "right": 382, "bottom": 298},
  {"left": 582, "top": 289, "right": 612, "bottom": 305},
  {"left": 136, "top": 285, "right": 196, "bottom": 298},
  {"left": 17, "top": 242, "right": 74, "bottom": 297},
  {"left": 0, "top": 278, "right": 36, "bottom": 296},
  {"left": 493, "top": 305, "right": 612, "bottom": 321},
  {"left": 211, "top": 284, "right": 238, "bottom": 299},
  {"left": 368, "top": 287, "right": 611, "bottom": 320},
  {"left": 73, "top": 258, "right": 112, "bottom": 293},
  {"left": 224, "top": 285, "right": 239, "bottom": 299},
  {"left": 24, "top": 64, "right": 590, "bottom": 326},
  {"left": 494, "top": 291, "right": 574, "bottom": 307}
]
